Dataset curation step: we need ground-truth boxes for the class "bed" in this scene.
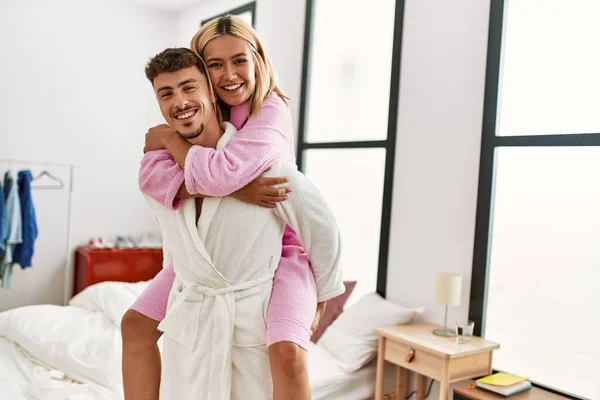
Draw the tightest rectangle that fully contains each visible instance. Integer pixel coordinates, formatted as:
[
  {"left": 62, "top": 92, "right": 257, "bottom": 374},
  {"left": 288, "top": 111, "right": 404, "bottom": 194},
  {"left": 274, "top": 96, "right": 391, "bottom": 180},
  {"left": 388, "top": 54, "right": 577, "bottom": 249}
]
[{"left": 0, "top": 281, "right": 388, "bottom": 400}]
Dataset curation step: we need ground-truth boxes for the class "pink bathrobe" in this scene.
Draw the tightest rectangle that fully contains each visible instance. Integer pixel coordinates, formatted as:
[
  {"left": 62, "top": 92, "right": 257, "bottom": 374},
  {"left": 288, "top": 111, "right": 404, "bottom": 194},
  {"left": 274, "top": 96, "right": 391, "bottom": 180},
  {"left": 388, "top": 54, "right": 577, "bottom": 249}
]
[{"left": 132, "top": 93, "right": 318, "bottom": 348}]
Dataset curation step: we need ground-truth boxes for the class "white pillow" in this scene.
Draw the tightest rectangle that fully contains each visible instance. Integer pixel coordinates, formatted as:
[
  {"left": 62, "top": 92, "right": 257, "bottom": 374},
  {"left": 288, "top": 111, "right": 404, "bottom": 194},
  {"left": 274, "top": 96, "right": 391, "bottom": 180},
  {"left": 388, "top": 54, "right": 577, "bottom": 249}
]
[
  {"left": 318, "top": 292, "right": 424, "bottom": 372},
  {"left": 69, "top": 280, "right": 150, "bottom": 327}
]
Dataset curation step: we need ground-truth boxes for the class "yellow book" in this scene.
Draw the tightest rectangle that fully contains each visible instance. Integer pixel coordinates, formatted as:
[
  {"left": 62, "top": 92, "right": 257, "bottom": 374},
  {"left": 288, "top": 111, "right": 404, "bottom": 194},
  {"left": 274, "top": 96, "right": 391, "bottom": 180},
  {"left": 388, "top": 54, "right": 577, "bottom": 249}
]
[{"left": 477, "top": 372, "right": 527, "bottom": 386}]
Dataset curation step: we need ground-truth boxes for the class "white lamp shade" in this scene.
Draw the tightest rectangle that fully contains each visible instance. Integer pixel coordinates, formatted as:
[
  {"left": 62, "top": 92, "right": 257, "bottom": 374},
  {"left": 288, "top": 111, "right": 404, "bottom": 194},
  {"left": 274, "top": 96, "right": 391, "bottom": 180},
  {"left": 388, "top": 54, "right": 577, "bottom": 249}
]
[{"left": 435, "top": 272, "right": 462, "bottom": 306}]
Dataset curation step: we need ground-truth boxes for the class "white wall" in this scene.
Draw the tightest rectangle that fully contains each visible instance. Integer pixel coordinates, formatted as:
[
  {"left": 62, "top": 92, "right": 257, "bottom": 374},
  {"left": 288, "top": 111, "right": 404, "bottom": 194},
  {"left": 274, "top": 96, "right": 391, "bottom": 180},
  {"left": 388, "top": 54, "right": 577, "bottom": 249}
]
[
  {"left": 175, "top": 0, "right": 307, "bottom": 135},
  {"left": 0, "top": 0, "right": 177, "bottom": 305},
  {"left": 386, "top": 0, "right": 491, "bottom": 397},
  {"left": 387, "top": 0, "right": 490, "bottom": 327}
]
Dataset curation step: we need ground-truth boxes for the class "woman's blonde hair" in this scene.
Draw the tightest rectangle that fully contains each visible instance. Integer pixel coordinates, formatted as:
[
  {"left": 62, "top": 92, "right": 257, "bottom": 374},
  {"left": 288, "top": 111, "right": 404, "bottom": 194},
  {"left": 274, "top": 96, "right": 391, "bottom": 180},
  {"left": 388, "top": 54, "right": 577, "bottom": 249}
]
[{"left": 190, "top": 15, "right": 289, "bottom": 116}]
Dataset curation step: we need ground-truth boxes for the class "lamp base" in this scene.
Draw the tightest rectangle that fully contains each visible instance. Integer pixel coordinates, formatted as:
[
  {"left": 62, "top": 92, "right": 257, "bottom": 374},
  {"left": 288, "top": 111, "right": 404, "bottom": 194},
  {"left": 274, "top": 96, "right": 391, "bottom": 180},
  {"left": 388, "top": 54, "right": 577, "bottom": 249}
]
[{"left": 432, "top": 328, "right": 455, "bottom": 337}]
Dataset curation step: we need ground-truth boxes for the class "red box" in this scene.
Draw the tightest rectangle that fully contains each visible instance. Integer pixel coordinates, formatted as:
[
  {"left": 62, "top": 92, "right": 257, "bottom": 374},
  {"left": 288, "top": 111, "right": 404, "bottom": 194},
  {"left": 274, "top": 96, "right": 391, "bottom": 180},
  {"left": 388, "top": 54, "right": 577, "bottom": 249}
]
[{"left": 72, "top": 246, "right": 163, "bottom": 296}]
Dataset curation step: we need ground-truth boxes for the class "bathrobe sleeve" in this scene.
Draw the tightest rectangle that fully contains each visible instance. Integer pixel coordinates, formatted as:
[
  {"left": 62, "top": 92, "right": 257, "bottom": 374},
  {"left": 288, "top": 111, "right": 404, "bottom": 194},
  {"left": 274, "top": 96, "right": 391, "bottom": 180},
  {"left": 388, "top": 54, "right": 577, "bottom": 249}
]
[
  {"left": 183, "top": 94, "right": 293, "bottom": 197},
  {"left": 266, "top": 161, "right": 345, "bottom": 303},
  {"left": 139, "top": 150, "right": 184, "bottom": 210}
]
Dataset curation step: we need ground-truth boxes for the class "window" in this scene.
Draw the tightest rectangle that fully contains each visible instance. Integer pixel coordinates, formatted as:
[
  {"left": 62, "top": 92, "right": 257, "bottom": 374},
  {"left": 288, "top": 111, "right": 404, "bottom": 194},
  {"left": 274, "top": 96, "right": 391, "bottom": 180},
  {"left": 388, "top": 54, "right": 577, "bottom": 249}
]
[
  {"left": 298, "top": 0, "right": 405, "bottom": 302},
  {"left": 471, "top": 1, "right": 600, "bottom": 399},
  {"left": 201, "top": 2, "right": 256, "bottom": 28}
]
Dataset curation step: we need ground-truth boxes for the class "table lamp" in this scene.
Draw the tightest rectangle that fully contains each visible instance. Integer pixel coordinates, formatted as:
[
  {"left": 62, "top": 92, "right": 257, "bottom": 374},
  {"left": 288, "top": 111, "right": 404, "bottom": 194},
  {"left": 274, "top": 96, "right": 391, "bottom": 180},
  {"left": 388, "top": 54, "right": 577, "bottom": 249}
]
[{"left": 433, "top": 272, "right": 462, "bottom": 337}]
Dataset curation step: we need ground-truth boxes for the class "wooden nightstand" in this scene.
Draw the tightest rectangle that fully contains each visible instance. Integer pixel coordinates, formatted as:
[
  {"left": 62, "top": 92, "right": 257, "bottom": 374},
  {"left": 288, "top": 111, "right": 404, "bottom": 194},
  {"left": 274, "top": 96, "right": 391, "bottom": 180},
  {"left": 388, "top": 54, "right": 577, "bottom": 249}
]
[{"left": 374, "top": 322, "right": 500, "bottom": 400}]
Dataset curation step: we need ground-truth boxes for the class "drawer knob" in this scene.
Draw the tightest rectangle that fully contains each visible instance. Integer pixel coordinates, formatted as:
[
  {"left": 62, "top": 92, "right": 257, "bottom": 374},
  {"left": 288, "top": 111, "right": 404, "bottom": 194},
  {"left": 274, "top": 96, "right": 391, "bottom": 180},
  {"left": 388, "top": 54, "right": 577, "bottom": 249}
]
[{"left": 405, "top": 349, "right": 415, "bottom": 363}]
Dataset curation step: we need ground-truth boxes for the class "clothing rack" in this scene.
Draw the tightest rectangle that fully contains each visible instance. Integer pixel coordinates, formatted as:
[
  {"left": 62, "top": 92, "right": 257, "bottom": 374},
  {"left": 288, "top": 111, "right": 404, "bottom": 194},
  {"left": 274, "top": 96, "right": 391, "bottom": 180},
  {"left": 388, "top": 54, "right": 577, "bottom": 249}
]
[{"left": 0, "top": 158, "right": 76, "bottom": 303}]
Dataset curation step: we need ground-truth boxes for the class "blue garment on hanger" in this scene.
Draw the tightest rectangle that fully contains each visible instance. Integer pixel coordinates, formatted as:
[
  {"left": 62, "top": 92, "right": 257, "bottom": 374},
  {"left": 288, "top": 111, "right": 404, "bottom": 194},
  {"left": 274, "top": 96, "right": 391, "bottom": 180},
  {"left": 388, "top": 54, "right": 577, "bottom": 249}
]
[
  {"left": 0, "top": 179, "right": 7, "bottom": 258},
  {"left": 3, "top": 172, "right": 11, "bottom": 198},
  {"left": 13, "top": 170, "right": 38, "bottom": 269},
  {"left": 1, "top": 172, "right": 22, "bottom": 289}
]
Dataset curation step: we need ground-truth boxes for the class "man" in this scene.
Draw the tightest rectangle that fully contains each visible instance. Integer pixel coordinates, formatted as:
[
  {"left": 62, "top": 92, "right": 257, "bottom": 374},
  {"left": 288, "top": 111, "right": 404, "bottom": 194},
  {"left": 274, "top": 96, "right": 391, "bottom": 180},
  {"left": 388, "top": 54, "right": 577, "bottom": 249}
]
[{"left": 137, "top": 48, "right": 343, "bottom": 399}]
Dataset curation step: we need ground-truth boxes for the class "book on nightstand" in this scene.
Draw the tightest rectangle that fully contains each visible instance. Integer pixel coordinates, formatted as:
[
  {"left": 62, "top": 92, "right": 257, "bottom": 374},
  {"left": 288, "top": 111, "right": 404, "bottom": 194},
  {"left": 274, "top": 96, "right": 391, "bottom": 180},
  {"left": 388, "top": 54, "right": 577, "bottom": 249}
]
[{"left": 476, "top": 373, "right": 532, "bottom": 397}]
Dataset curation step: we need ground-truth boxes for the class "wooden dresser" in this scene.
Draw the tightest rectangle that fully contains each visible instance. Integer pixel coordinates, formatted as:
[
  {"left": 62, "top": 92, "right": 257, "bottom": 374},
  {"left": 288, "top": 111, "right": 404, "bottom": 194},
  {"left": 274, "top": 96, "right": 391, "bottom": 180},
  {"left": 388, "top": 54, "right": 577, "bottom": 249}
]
[{"left": 72, "top": 246, "right": 163, "bottom": 296}]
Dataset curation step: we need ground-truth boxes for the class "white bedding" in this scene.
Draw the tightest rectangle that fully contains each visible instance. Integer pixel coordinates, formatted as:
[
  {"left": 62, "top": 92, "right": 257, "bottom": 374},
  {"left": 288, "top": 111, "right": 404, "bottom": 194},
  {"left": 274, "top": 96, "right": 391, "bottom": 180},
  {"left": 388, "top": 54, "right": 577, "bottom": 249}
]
[
  {"left": 0, "top": 337, "right": 120, "bottom": 400},
  {"left": 308, "top": 342, "right": 377, "bottom": 399},
  {"left": 0, "top": 281, "right": 376, "bottom": 400}
]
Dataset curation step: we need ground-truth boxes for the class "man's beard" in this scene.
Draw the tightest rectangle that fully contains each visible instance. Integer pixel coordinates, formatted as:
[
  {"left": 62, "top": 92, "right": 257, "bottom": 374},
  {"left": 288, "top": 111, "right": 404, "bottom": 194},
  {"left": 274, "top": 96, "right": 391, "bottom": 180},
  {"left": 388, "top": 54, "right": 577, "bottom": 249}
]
[{"left": 178, "top": 122, "right": 204, "bottom": 140}]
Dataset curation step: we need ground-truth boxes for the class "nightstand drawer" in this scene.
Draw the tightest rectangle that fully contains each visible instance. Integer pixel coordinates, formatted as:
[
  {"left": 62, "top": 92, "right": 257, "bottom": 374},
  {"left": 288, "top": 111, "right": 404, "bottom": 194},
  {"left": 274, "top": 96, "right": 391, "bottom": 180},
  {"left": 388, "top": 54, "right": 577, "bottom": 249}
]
[
  {"left": 448, "top": 352, "right": 492, "bottom": 382},
  {"left": 384, "top": 338, "right": 444, "bottom": 380}
]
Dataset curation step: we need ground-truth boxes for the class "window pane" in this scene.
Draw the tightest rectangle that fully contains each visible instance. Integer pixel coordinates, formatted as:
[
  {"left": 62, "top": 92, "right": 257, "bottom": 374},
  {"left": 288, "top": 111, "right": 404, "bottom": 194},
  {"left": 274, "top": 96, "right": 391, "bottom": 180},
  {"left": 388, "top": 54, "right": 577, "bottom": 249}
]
[
  {"left": 236, "top": 10, "right": 253, "bottom": 27},
  {"left": 303, "top": 148, "right": 385, "bottom": 303},
  {"left": 485, "top": 147, "right": 600, "bottom": 399},
  {"left": 497, "top": 1, "right": 600, "bottom": 136},
  {"left": 305, "top": 0, "right": 395, "bottom": 143}
]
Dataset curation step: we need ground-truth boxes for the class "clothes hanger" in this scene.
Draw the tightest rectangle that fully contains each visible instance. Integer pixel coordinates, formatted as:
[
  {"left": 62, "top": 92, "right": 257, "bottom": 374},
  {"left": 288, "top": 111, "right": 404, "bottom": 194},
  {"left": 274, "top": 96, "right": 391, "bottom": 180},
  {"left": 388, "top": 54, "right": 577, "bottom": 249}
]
[{"left": 31, "top": 170, "right": 64, "bottom": 190}]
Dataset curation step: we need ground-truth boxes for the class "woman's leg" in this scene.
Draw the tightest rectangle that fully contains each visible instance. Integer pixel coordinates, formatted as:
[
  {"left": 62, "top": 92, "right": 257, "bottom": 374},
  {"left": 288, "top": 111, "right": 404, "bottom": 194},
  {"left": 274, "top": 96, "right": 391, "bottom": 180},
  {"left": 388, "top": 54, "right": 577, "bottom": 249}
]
[
  {"left": 269, "top": 341, "right": 310, "bottom": 400},
  {"left": 121, "top": 265, "right": 176, "bottom": 400},
  {"left": 267, "top": 225, "right": 318, "bottom": 400},
  {"left": 121, "top": 310, "right": 163, "bottom": 400}
]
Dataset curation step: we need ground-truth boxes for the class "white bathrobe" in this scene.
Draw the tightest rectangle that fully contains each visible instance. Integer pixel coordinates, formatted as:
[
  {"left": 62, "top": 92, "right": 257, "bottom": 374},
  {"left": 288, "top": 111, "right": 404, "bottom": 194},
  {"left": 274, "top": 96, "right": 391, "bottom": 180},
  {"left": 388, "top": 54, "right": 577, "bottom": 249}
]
[{"left": 145, "top": 122, "right": 344, "bottom": 400}]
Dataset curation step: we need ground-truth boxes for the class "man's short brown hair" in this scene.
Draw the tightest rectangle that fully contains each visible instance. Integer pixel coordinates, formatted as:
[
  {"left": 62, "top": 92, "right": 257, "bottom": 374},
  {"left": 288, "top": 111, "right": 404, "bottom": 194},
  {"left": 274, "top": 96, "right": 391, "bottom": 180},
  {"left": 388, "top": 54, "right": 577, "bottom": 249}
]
[{"left": 145, "top": 47, "right": 208, "bottom": 84}]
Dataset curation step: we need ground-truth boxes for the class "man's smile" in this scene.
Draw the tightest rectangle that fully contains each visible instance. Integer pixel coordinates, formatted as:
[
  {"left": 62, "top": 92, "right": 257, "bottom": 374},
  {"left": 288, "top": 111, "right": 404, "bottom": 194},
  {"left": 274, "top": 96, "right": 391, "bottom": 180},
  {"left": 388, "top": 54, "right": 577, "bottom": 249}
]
[{"left": 173, "top": 107, "right": 199, "bottom": 122}]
